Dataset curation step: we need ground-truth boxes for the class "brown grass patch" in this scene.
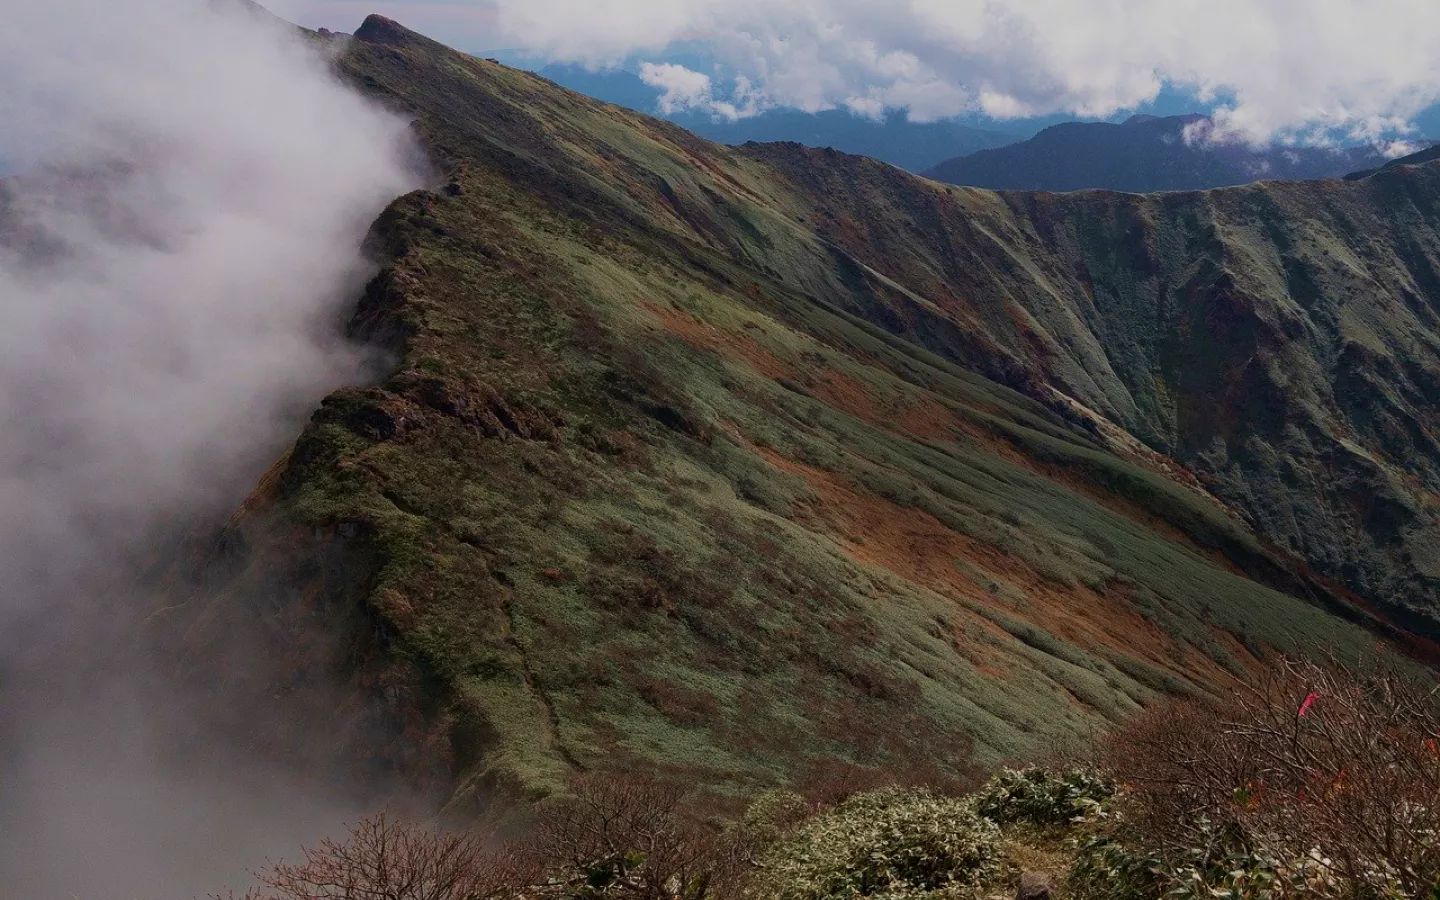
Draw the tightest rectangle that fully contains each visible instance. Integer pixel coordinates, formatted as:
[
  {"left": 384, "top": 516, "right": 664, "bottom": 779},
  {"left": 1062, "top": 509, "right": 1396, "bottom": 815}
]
[
  {"left": 640, "top": 300, "right": 792, "bottom": 381},
  {"left": 752, "top": 445, "right": 1246, "bottom": 695}
]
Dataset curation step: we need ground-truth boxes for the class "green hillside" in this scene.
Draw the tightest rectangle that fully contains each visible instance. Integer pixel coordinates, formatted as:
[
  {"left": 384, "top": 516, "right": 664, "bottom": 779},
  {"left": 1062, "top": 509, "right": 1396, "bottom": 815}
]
[{"left": 170, "top": 15, "right": 1440, "bottom": 814}]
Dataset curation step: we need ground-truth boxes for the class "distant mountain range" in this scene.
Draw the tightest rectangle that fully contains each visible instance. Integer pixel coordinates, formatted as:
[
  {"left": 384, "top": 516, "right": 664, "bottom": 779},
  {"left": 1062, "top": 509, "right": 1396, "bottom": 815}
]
[
  {"left": 1345, "top": 142, "right": 1440, "bottom": 180},
  {"left": 525, "top": 63, "right": 1017, "bottom": 172},
  {"left": 924, "top": 114, "right": 1403, "bottom": 192},
  {"left": 685, "top": 109, "right": 1016, "bottom": 175},
  {"left": 510, "top": 66, "right": 1427, "bottom": 191}
]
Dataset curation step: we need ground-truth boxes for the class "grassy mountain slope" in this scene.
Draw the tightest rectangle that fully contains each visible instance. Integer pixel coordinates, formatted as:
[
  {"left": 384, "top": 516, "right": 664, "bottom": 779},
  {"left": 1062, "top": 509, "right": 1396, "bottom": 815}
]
[
  {"left": 924, "top": 115, "right": 1387, "bottom": 191},
  {"left": 181, "top": 16, "right": 1440, "bottom": 812},
  {"left": 745, "top": 144, "right": 1440, "bottom": 633}
]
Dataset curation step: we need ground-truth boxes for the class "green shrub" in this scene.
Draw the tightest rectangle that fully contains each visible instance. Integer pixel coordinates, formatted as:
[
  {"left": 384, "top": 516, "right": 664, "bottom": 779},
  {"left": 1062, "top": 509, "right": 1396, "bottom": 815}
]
[
  {"left": 1068, "top": 826, "right": 1355, "bottom": 900},
  {"left": 972, "top": 767, "right": 1113, "bottom": 828},
  {"left": 757, "top": 787, "right": 1002, "bottom": 899},
  {"left": 1066, "top": 833, "right": 1164, "bottom": 900}
]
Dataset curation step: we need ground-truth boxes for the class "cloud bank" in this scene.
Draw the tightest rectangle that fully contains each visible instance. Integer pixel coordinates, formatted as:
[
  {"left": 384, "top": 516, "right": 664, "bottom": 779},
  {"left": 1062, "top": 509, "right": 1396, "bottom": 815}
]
[
  {"left": 0, "top": 0, "right": 418, "bottom": 896},
  {"left": 484, "top": 0, "right": 1440, "bottom": 142}
]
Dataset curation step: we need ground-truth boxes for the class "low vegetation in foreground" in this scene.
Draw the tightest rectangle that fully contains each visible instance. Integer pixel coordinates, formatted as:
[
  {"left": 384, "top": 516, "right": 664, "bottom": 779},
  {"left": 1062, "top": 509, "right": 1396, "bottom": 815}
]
[{"left": 219, "top": 655, "right": 1440, "bottom": 900}]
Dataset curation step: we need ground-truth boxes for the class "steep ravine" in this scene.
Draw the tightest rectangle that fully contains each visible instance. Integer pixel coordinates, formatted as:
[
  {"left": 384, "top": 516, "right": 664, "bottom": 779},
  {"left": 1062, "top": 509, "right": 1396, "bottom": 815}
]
[{"left": 739, "top": 144, "right": 1440, "bottom": 633}]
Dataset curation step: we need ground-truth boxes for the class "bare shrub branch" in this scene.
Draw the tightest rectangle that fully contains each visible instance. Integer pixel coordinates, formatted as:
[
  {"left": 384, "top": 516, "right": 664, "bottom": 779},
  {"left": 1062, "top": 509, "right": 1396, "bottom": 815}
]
[
  {"left": 1103, "top": 654, "right": 1440, "bottom": 897},
  {"left": 214, "top": 812, "right": 528, "bottom": 900},
  {"left": 520, "top": 773, "right": 744, "bottom": 899}
]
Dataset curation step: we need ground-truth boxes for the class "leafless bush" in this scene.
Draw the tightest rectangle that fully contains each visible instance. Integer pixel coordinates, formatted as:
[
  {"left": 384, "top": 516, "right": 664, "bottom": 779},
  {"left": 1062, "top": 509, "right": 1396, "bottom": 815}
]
[
  {"left": 793, "top": 758, "right": 898, "bottom": 807},
  {"left": 520, "top": 774, "right": 744, "bottom": 899},
  {"left": 215, "top": 775, "right": 748, "bottom": 900},
  {"left": 1104, "top": 655, "right": 1440, "bottom": 897},
  {"left": 793, "top": 754, "right": 979, "bottom": 809},
  {"left": 215, "top": 812, "right": 528, "bottom": 900}
]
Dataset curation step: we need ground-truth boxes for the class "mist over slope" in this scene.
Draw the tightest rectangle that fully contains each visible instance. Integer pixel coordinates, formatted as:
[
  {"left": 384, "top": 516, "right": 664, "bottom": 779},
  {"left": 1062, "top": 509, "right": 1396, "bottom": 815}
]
[
  {"left": 161, "top": 14, "right": 1440, "bottom": 826},
  {"left": 0, "top": 1, "right": 417, "bottom": 897}
]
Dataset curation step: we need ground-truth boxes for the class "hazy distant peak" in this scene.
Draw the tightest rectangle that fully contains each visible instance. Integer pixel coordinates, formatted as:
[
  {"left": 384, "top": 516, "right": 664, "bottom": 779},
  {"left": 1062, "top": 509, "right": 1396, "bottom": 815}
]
[{"left": 926, "top": 113, "right": 1386, "bottom": 191}]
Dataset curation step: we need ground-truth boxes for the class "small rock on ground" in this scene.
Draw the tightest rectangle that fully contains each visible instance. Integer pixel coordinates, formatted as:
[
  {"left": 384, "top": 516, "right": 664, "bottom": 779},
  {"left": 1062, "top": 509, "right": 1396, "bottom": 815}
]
[{"left": 1017, "top": 871, "right": 1052, "bottom": 900}]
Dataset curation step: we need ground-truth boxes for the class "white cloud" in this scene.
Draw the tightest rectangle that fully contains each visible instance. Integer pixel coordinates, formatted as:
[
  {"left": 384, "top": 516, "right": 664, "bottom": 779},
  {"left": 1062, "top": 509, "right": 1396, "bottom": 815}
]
[
  {"left": 0, "top": 1, "right": 418, "bottom": 896},
  {"left": 472, "top": 0, "right": 1440, "bottom": 141},
  {"left": 639, "top": 61, "right": 771, "bottom": 120},
  {"left": 1380, "top": 139, "right": 1427, "bottom": 159},
  {"left": 0, "top": 0, "right": 416, "bottom": 593},
  {"left": 639, "top": 62, "right": 769, "bottom": 119},
  {"left": 640, "top": 62, "right": 716, "bottom": 113}
]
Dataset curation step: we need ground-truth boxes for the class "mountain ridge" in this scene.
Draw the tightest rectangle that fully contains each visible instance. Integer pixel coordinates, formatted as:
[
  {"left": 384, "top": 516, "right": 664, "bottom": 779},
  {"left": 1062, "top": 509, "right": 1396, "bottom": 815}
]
[
  {"left": 169, "top": 14, "right": 1440, "bottom": 813},
  {"left": 516, "top": 62, "right": 1019, "bottom": 173},
  {"left": 1346, "top": 142, "right": 1440, "bottom": 180},
  {"left": 924, "top": 114, "right": 1395, "bottom": 192}
]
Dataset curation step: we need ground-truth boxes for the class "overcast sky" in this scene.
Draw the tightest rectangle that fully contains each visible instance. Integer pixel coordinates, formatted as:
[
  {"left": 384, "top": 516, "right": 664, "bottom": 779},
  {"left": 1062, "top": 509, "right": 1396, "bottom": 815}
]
[{"left": 278, "top": 0, "right": 1440, "bottom": 145}]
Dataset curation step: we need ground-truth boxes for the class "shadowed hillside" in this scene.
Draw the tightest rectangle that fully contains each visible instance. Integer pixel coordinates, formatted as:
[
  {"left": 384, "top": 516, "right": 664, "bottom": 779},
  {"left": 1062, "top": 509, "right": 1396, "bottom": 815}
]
[
  {"left": 1346, "top": 142, "right": 1440, "bottom": 180},
  {"left": 924, "top": 114, "right": 1390, "bottom": 192},
  {"left": 171, "top": 15, "right": 1440, "bottom": 814}
]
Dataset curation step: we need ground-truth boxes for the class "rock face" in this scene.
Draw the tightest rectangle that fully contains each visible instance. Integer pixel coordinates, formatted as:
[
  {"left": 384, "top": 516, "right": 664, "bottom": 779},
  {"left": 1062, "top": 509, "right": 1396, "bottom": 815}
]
[{"left": 180, "top": 15, "right": 1440, "bottom": 809}]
